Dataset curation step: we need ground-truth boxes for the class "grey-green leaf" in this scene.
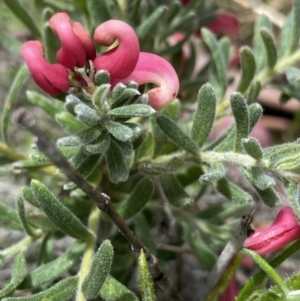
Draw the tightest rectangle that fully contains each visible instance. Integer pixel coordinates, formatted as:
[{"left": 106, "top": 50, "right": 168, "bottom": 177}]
[
  {"left": 106, "top": 121, "right": 133, "bottom": 142},
  {"left": 55, "top": 112, "right": 87, "bottom": 134},
  {"left": 31, "top": 180, "right": 92, "bottom": 240},
  {"left": 237, "top": 47, "right": 256, "bottom": 93},
  {"left": 138, "top": 249, "right": 157, "bottom": 301},
  {"left": 0, "top": 203, "right": 23, "bottom": 231},
  {"left": 242, "top": 137, "right": 263, "bottom": 160},
  {"left": 0, "top": 252, "right": 26, "bottom": 298},
  {"left": 260, "top": 28, "right": 277, "bottom": 68},
  {"left": 191, "top": 83, "right": 216, "bottom": 148},
  {"left": 82, "top": 240, "right": 114, "bottom": 299},
  {"left": 108, "top": 104, "right": 155, "bottom": 118},
  {"left": 1, "top": 64, "right": 28, "bottom": 145},
  {"left": 3, "top": 276, "right": 78, "bottom": 301},
  {"left": 156, "top": 115, "right": 199, "bottom": 155},
  {"left": 118, "top": 177, "right": 154, "bottom": 219},
  {"left": 230, "top": 92, "right": 249, "bottom": 152},
  {"left": 160, "top": 174, "right": 194, "bottom": 208}
]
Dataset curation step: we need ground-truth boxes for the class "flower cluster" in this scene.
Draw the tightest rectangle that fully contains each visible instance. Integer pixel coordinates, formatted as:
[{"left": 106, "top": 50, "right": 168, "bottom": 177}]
[
  {"left": 21, "top": 13, "right": 179, "bottom": 110},
  {"left": 244, "top": 207, "right": 300, "bottom": 255}
]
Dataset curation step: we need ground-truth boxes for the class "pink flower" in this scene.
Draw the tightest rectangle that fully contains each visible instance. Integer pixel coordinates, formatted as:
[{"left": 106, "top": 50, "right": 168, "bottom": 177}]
[
  {"left": 93, "top": 20, "right": 140, "bottom": 79},
  {"left": 114, "top": 52, "right": 179, "bottom": 110},
  {"left": 21, "top": 41, "right": 69, "bottom": 95},
  {"left": 220, "top": 276, "right": 237, "bottom": 301},
  {"left": 49, "top": 12, "right": 96, "bottom": 69},
  {"left": 244, "top": 207, "right": 300, "bottom": 255}
]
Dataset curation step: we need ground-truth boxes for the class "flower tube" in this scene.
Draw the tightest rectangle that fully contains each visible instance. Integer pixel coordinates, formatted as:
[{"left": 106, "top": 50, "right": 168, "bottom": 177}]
[
  {"left": 244, "top": 207, "right": 300, "bottom": 255},
  {"left": 115, "top": 52, "right": 179, "bottom": 110},
  {"left": 93, "top": 20, "right": 140, "bottom": 79},
  {"left": 21, "top": 41, "right": 69, "bottom": 95}
]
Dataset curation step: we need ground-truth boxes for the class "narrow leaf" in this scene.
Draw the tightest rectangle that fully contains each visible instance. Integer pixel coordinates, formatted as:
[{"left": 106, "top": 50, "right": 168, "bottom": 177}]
[
  {"left": 138, "top": 249, "right": 156, "bottom": 301},
  {"left": 200, "top": 163, "right": 226, "bottom": 184},
  {"left": 3, "top": 0, "right": 41, "bottom": 38},
  {"left": 230, "top": 92, "right": 249, "bottom": 152},
  {"left": 20, "top": 242, "right": 84, "bottom": 288},
  {"left": 55, "top": 111, "right": 87, "bottom": 134},
  {"left": 86, "top": 0, "right": 110, "bottom": 28},
  {"left": 201, "top": 28, "right": 227, "bottom": 97},
  {"left": 105, "top": 140, "right": 129, "bottom": 183},
  {"left": 106, "top": 121, "right": 133, "bottom": 142},
  {"left": 1, "top": 64, "right": 28, "bottom": 145},
  {"left": 3, "top": 276, "right": 78, "bottom": 301},
  {"left": 108, "top": 104, "right": 155, "bottom": 118},
  {"left": 191, "top": 83, "right": 216, "bottom": 148},
  {"left": 286, "top": 181, "right": 300, "bottom": 220},
  {"left": 92, "top": 84, "right": 110, "bottom": 113},
  {"left": 137, "top": 6, "right": 167, "bottom": 38},
  {"left": 43, "top": 8, "right": 58, "bottom": 63},
  {"left": 0, "top": 203, "right": 23, "bottom": 231},
  {"left": 0, "top": 252, "right": 26, "bottom": 298},
  {"left": 242, "top": 137, "right": 263, "bottom": 160},
  {"left": 31, "top": 180, "right": 92, "bottom": 240},
  {"left": 118, "top": 177, "right": 154, "bottom": 219},
  {"left": 160, "top": 174, "right": 194, "bottom": 208},
  {"left": 82, "top": 240, "right": 114, "bottom": 299},
  {"left": 156, "top": 115, "right": 199, "bottom": 155},
  {"left": 247, "top": 80, "right": 261, "bottom": 104},
  {"left": 260, "top": 28, "right": 277, "bottom": 68},
  {"left": 237, "top": 47, "right": 256, "bottom": 93},
  {"left": 100, "top": 274, "right": 139, "bottom": 301},
  {"left": 27, "top": 91, "right": 65, "bottom": 118},
  {"left": 86, "top": 133, "right": 111, "bottom": 154}
]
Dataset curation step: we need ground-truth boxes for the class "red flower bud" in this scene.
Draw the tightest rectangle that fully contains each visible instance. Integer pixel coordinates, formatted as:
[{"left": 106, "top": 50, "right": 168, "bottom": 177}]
[
  {"left": 21, "top": 41, "right": 69, "bottom": 95},
  {"left": 93, "top": 20, "right": 140, "bottom": 79},
  {"left": 49, "top": 13, "right": 96, "bottom": 69},
  {"left": 244, "top": 207, "right": 300, "bottom": 255}
]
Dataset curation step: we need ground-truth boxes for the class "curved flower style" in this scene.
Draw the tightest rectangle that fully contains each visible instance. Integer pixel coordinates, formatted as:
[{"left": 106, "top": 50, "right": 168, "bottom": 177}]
[
  {"left": 114, "top": 52, "right": 179, "bottom": 110},
  {"left": 49, "top": 13, "right": 96, "bottom": 69},
  {"left": 93, "top": 20, "right": 140, "bottom": 79},
  {"left": 21, "top": 41, "right": 69, "bottom": 95},
  {"left": 244, "top": 207, "right": 300, "bottom": 255}
]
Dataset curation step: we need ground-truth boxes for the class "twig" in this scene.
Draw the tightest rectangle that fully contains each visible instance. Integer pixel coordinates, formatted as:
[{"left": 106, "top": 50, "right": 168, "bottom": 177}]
[{"left": 12, "top": 108, "right": 174, "bottom": 296}]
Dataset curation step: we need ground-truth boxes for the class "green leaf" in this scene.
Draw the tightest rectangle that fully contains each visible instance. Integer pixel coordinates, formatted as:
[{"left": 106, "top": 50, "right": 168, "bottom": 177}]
[
  {"left": 118, "top": 177, "right": 154, "bottom": 219},
  {"left": 27, "top": 91, "right": 65, "bottom": 118},
  {"left": 43, "top": 8, "right": 58, "bottom": 63},
  {"left": 3, "top": 276, "right": 78, "bottom": 301},
  {"left": 16, "top": 194, "right": 37, "bottom": 236},
  {"left": 260, "top": 28, "right": 277, "bottom": 68},
  {"left": 86, "top": 133, "right": 111, "bottom": 154},
  {"left": 184, "top": 225, "right": 216, "bottom": 270},
  {"left": 286, "top": 181, "right": 300, "bottom": 220},
  {"left": 243, "top": 168, "right": 280, "bottom": 207},
  {"left": 253, "top": 15, "right": 272, "bottom": 73},
  {"left": 160, "top": 174, "right": 194, "bottom": 208},
  {"left": 137, "top": 6, "right": 167, "bottom": 38},
  {"left": 82, "top": 240, "right": 114, "bottom": 299},
  {"left": 99, "top": 274, "right": 139, "bottom": 301},
  {"left": 230, "top": 92, "right": 249, "bottom": 152},
  {"left": 0, "top": 203, "right": 23, "bottom": 231},
  {"left": 31, "top": 146, "right": 80, "bottom": 163},
  {"left": 86, "top": 0, "right": 111, "bottom": 28},
  {"left": 55, "top": 111, "right": 87, "bottom": 134},
  {"left": 105, "top": 140, "right": 129, "bottom": 183},
  {"left": 108, "top": 104, "right": 155, "bottom": 118},
  {"left": 20, "top": 242, "right": 84, "bottom": 289},
  {"left": 92, "top": 84, "right": 110, "bottom": 113},
  {"left": 134, "top": 213, "right": 156, "bottom": 254},
  {"left": 156, "top": 115, "right": 199, "bottom": 155},
  {"left": 1, "top": 64, "right": 28, "bottom": 145},
  {"left": 278, "top": 2, "right": 300, "bottom": 58},
  {"left": 27, "top": 213, "right": 57, "bottom": 231},
  {"left": 237, "top": 47, "right": 256, "bottom": 93},
  {"left": 106, "top": 121, "right": 133, "bottom": 142},
  {"left": 3, "top": 0, "right": 41, "bottom": 38},
  {"left": 247, "top": 80, "right": 261, "bottom": 104},
  {"left": 74, "top": 103, "right": 101, "bottom": 125},
  {"left": 191, "top": 83, "right": 216, "bottom": 148},
  {"left": 200, "top": 163, "right": 226, "bottom": 184},
  {"left": 243, "top": 249, "right": 288, "bottom": 298},
  {"left": 213, "top": 178, "right": 252, "bottom": 203},
  {"left": 201, "top": 28, "right": 227, "bottom": 98},
  {"left": 0, "top": 252, "right": 26, "bottom": 298},
  {"left": 242, "top": 137, "right": 263, "bottom": 160},
  {"left": 75, "top": 126, "right": 102, "bottom": 144},
  {"left": 31, "top": 180, "right": 92, "bottom": 240},
  {"left": 138, "top": 249, "right": 156, "bottom": 301}
]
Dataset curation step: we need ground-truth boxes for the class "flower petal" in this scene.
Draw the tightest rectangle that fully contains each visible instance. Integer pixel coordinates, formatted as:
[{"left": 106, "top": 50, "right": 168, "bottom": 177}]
[
  {"left": 49, "top": 13, "right": 87, "bottom": 69},
  {"left": 93, "top": 20, "right": 140, "bottom": 78},
  {"left": 244, "top": 207, "right": 300, "bottom": 255},
  {"left": 114, "top": 52, "right": 179, "bottom": 110},
  {"left": 21, "top": 41, "right": 69, "bottom": 95}
]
